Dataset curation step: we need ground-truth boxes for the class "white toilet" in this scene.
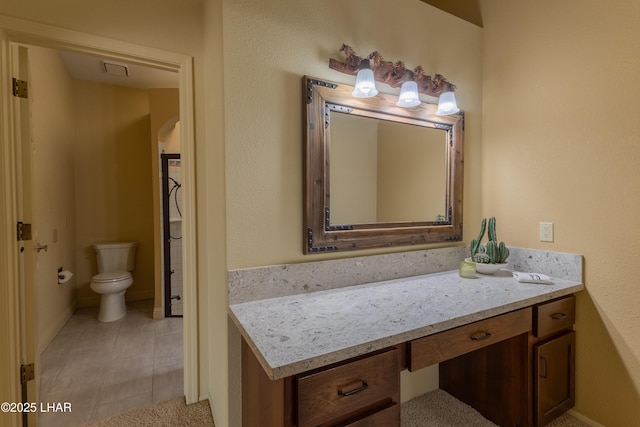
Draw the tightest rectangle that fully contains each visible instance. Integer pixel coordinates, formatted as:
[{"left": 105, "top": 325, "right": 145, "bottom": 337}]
[{"left": 90, "top": 242, "right": 137, "bottom": 322}]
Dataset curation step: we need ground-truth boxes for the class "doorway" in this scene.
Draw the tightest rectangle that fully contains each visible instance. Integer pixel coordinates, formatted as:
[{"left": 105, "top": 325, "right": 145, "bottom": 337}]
[{"left": 0, "top": 17, "right": 199, "bottom": 424}]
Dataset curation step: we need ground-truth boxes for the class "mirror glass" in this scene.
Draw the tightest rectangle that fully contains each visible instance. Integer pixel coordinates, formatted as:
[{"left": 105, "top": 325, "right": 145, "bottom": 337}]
[
  {"left": 303, "top": 76, "right": 464, "bottom": 254},
  {"left": 329, "top": 111, "right": 447, "bottom": 225}
]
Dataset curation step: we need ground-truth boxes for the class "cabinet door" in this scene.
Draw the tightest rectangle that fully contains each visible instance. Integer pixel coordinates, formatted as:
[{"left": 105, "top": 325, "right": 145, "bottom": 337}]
[{"left": 535, "top": 331, "right": 575, "bottom": 426}]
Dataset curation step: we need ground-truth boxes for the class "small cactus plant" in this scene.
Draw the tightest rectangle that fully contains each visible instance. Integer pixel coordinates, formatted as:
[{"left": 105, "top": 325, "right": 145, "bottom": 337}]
[{"left": 470, "top": 216, "right": 509, "bottom": 264}]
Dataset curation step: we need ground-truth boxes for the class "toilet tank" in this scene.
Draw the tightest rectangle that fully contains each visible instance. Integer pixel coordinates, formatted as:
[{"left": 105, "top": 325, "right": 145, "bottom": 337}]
[{"left": 93, "top": 242, "right": 137, "bottom": 273}]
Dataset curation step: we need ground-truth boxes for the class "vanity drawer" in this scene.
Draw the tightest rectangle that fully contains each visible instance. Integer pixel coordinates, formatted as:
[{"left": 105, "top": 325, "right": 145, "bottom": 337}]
[
  {"left": 534, "top": 295, "right": 575, "bottom": 338},
  {"left": 342, "top": 402, "right": 399, "bottom": 427},
  {"left": 297, "top": 348, "right": 399, "bottom": 427},
  {"left": 408, "top": 308, "right": 532, "bottom": 371}
]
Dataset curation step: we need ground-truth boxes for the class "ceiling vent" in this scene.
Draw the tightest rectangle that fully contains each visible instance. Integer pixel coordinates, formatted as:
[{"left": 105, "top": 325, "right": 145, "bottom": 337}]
[{"left": 102, "top": 61, "right": 129, "bottom": 77}]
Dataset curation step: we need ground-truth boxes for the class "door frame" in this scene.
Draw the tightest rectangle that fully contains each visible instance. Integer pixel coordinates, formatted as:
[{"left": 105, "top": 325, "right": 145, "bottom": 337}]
[{"left": 0, "top": 15, "right": 199, "bottom": 413}]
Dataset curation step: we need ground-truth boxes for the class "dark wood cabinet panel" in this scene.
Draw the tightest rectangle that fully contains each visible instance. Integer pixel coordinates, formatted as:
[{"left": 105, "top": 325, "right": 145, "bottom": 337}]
[
  {"left": 341, "top": 403, "right": 399, "bottom": 427},
  {"left": 534, "top": 295, "right": 575, "bottom": 339},
  {"left": 409, "top": 308, "right": 532, "bottom": 370},
  {"left": 438, "top": 299, "right": 577, "bottom": 427},
  {"left": 440, "top": 333, "right": 530, "bottom": 427},
  {"left": 241, "top": 339, "right": 294, "bottom": 427},
  {"left": 535, "top": 331, "right": 576, "bottom": 426},
  {"left": 297, "top": 348, "right": 399, "bottom": 427}
]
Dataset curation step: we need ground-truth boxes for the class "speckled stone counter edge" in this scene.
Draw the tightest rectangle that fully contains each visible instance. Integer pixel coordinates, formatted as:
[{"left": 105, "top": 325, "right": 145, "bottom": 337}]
[{"left": 228, "top": 246, "right": 583, "bottom": 304}]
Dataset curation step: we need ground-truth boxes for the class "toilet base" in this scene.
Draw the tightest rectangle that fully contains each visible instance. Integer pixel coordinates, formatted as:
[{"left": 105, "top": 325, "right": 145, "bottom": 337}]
[{"left": 98, "top": 290, "right": 127, "bottom": 322}]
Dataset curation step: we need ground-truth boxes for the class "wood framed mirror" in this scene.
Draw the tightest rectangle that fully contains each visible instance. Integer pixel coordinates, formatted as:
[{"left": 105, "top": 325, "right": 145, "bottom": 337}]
[{"left": 303, "top": 76, "right": 464, "bottom": 254}]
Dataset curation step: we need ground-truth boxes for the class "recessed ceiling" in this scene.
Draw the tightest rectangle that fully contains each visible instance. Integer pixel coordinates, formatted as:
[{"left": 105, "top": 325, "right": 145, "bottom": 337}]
[{"left": 59, "top": 50, "right": 179, "bottom": 90}]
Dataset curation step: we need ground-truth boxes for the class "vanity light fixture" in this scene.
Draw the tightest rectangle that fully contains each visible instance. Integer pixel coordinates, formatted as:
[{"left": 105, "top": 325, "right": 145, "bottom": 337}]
[
  {"left": 329, "top": 44, "right": 459, "bottom": 114},
  {"left": 352, "top": 59, "right": 378, "bottom": 98},
  {"left": 396, "top": 80, "right": 421, "bottom": 108},
  {"left": 436, "top": 91, "right": 460, "bottom": 115}
]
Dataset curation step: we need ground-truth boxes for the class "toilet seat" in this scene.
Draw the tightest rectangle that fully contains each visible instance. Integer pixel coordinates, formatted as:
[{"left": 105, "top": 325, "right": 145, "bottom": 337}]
[{"left": 92, "top": 271, "right": 132, "bottom": 283}]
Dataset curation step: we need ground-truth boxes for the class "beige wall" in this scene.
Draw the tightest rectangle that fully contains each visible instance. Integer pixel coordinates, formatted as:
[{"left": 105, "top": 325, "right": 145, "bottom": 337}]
[
  {"left": 27, "top": 46, "right": 170, "bottom": 338},
  {"left": 149, "top": 88, "right": 180, "bottom": 317},
  {"left": 27, "top": 45, "right": 78, "bottom": 352},
  {"left": 222, "top": 0, "right": 482, "bottom": 422},
  {"left": 202, "top": 1, "right": 229, "bottom": 424},
  {"left": 73, "top": 80, "right": 155, "bottom": 306},
  {"left": 481, "top": 1, "right": 640, "bottom": 425},
  {"left": 162, "top": 121, "right": 181, "bottom": 154},
  {"left": 0, "top": 2, "right": 219, "bottom": 425},
  {"left": 0, "top": 1, "right": 203, "bottom": 59},
  {"left": 223, "top": 0, "right": 483, "bottom": 269},
  {"left": 19, "top": 1, "right": 640, "bottom": 427}
]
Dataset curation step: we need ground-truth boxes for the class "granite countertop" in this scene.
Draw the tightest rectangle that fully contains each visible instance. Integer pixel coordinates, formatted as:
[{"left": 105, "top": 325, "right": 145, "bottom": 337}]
[{"left": 229, "top": 269, "right": 584, "bottom": 380}]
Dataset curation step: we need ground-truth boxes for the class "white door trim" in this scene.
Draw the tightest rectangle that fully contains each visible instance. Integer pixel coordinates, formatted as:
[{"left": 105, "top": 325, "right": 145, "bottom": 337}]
[{"left": 0, "top": 14, "right": 199, "bottom": 405}]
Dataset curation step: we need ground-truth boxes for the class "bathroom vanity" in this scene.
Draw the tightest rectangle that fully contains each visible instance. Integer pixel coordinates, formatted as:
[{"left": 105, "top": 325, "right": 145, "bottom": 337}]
[
  {"left": 230, "top": 76, "right": 589, "bottom": 426},
  {"left": 229, "top": 257, "right": 583, "bottom": 427}
]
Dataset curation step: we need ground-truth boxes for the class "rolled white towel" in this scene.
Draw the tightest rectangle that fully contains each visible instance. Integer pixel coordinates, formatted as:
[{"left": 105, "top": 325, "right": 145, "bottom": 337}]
[{"left": 512, "top": 271, "right": 553, "bottom": 284}]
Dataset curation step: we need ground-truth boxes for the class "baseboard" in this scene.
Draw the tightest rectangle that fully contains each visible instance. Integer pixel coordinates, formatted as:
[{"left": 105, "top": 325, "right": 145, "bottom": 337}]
[
  {"left": 39, "top": 301, "right": 77, "bottom": 353},
  {"left": 567, "top": 409, "right": 605, "bottom": 427}
]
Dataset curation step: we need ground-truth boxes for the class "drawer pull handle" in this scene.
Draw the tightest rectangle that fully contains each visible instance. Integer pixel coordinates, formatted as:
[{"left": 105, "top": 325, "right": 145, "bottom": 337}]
[
  {"left": 338, "top": 380, "right": 368, "bottom": 397},
  {"left": 470, "top": 331, "right": 492, "bottom": 341},
  {"left": 551, "top": 312, "right": 568, "bottom": 320}
]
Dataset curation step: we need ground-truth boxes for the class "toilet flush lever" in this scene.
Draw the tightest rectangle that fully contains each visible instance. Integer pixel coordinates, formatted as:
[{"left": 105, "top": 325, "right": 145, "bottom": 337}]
[{"left": 35, "top": 243, "right": 48, "bottom": 253}]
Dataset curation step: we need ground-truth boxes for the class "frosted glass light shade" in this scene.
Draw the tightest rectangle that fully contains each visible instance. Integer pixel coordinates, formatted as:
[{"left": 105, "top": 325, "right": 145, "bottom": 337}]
[
  {"left": 352, "top": 65, "right": 378, "bottom": 98},
  {"left": 436, "top": 91, "right": 460, "bottom": 115},
  {"left": 396, "top": 81, "right": 420, "bottom": 107}
]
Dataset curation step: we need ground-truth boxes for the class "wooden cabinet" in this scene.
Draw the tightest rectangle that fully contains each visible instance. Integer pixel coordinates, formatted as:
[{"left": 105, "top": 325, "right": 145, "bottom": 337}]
[
  {"left": 434, "top": 310, "right": 533, "bottom": 427},
  {"left": 297, "top": 348, "right": 400, "bottom": 427},
  {"left": 340, "top": 404, "right": 399, "bottom": 427},
  {"left": 437, "top": 296, "right": 576, "bottom": 427},
  {"left": 534, "top": 295, "right": 576, "bottom": 339},
  {"left": 409, "top": 308, "right": 532, "bottom": 371},
  {"left": 241, "top": 296, "right": 577, "bottom": 427},
  {"left": 242, "top": 342, "right": 399, "bottom": 427},
  {"left": 533, "top": 296, "right": 576, "bottom": 426}
]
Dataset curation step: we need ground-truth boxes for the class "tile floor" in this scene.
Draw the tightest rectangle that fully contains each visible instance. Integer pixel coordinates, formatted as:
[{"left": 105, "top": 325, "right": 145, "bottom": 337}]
[{"left": 38, "top": 300, "right": 183, "bottom": 427}]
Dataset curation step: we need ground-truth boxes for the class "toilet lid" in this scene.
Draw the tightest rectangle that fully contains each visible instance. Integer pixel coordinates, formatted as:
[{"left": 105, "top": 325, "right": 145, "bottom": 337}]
[{"left": 92, "top": 271, "right": 131, "bottom": 283}]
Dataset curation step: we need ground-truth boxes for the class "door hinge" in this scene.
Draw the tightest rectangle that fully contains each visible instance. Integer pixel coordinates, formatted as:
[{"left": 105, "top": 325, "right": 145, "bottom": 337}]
[
  {"left": 20, "top": 363, "right": 35, "bottom": 384},
  {"left": 12, "top": 78, "right": 28, "bottom": 98},
  {"left": 17, "top": 221, "right": 32, "bottom": 241}
]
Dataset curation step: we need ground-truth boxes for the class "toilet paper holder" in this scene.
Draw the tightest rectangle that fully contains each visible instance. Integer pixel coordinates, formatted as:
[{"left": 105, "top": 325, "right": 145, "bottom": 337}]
[{"left": 57, "top": 267, "right": 74, "bottom": 284}]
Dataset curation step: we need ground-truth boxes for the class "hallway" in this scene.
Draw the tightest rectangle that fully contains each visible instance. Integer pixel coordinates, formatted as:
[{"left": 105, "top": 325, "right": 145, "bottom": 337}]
[{"left": 38, "top": 300, "right": 183, "bottom": 426}]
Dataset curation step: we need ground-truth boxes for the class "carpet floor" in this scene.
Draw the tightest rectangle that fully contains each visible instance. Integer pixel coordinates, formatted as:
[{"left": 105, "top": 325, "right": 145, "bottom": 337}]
[
  {"left": 79, "top": 389, "right": 591, "bottom": 426},
  {"left": 401, "top": 389, "right": 591, "bottom": 426},
  {"left": 78, "top": 397, "right": 214, "bottom": 427}
]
